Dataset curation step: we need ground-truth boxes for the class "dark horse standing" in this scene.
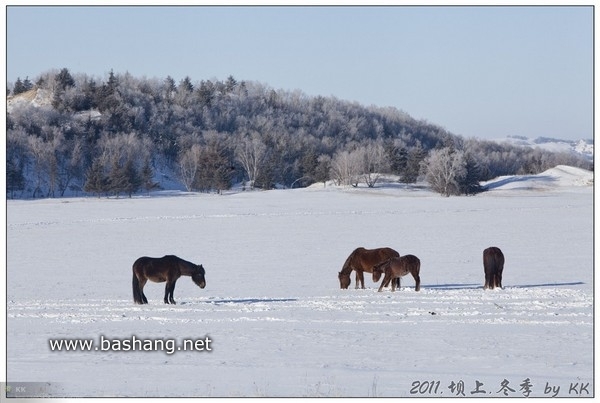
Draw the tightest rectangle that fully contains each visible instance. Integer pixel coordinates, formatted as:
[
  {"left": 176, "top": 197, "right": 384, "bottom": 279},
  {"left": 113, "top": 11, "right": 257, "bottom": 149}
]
[
  {"left": 132, "top": 255, "right": 206, "bottom": 304},
  {"left": 338, "top": 247, "right": 400, "bottom": 289},
  {"left": 483, "top": 247, "right": 504, "bottom": 290},
  {"left": 372, "top": 255, "right": 421, "bottom": 292}
]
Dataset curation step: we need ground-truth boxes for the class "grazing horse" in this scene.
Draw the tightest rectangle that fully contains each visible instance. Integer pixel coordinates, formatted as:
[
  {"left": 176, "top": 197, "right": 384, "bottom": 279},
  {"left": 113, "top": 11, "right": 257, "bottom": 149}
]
[
  {"left": 132, "top": 255, "right": 206, "bottom": 304},
  {"left": 372, "top": 255, "right": 421, "bottom": 292},
  {"left": 483, "top": 247, "right": 504, "bottom": 289},
  {"left": 338, "top": 247, "right": 400, "bottom": 289}
]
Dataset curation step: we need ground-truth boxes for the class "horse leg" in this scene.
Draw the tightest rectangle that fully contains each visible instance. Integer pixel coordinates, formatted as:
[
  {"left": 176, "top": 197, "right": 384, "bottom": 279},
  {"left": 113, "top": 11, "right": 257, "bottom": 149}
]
[
  {"left": 391, "top": 276, "right": 397, "bottom": 292},
  {"left": 413, "top": 272, "right": 421, "bottom": 292},
  {"left": 169, "top": 280, "right": 177, "bottom": 304},
  {"left": 356, "top": 270, "right": 365, "bottom": 289},
  {"left": 377, "top": 274, "right": 387, "bottom": 292},
  {"left": 137, "top": 277, "right": 148, "bottom": 304},
  {"left": 495, "top": 271, "right": 503, "bottom": 289},
  {"left": 164, "top": 281, "right": 173, "bottom": 304},
  {"left": 379, "top": 272, "right": 392, "bottom": 292}
]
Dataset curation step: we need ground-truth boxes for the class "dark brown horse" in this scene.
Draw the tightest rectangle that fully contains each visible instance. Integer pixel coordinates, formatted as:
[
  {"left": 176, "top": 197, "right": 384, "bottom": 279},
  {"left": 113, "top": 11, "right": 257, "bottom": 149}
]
[
  {"left": 338, "top": 247, "right": 400, "bottom": 289},
  {"left": 483, "top": 247, "right": 504, "bottom": 289},
  {"left": 132, "top": 255, "right": 206, "bottom": 304},
  {"left": 372, "top": 255, "right": 421, "bottom": 292}
]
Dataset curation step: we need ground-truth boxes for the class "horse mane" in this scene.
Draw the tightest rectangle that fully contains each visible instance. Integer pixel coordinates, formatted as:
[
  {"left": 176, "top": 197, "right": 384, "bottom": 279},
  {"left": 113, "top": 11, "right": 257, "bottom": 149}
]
[
  {"left": 167, "top": 255, "right": 201, "bottom": 276},
  {"left": 340, "top": 248, "right": 360, "bottom": 276}
]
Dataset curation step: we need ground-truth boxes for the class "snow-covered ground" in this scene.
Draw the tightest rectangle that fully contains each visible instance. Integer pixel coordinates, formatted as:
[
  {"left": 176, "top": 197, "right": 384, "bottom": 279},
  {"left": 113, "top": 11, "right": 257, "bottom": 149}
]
[{"left": 5, "top": 166, "right": 593, "bottom": 397}]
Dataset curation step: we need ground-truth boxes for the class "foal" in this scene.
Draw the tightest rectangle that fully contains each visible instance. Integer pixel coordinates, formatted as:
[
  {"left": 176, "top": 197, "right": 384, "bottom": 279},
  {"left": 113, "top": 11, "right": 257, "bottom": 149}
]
[{"left": 373, "top": 255, "right": 421, "bottom": 292}]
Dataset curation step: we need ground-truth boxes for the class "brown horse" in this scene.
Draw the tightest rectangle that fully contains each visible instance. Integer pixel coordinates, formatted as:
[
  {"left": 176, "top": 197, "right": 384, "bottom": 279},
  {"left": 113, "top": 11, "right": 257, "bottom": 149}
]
[
  {"left": 483, "top": 247, "right": 504, "bottom": 289},
  {"left": 372, "top": 255, "right": 421, "bottom": 292},
  {"left": 338, "top": 247, "right": 400, "bottom": 289},
  {"left": 132, "top": 255, "right": 206, "bottom": 304}
]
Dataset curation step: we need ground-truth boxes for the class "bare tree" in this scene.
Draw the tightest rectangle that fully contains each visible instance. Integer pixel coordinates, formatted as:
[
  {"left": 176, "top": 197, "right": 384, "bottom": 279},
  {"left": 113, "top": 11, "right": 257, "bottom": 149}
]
[
  {"left": 27, "top": 135, "right": 51, "bottom": 197},
  {"left": 27, "top": 130, "right": 64, "bottom": 197}
]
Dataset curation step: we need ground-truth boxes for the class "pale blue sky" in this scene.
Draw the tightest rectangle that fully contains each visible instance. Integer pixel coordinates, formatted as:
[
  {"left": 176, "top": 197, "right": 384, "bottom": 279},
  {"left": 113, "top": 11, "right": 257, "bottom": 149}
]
[{"left": 6, "top": 5, "right": 594, "bottom": 140}]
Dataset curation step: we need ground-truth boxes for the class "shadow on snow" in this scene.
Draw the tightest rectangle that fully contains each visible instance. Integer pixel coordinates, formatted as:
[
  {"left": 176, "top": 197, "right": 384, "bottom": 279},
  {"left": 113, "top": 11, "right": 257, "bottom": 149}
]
[
  {"left": 482, "top": 174, "right": 556, "bottom": 190},
  {"left": 180, "top": 298, "right": 298, "bottom": 305},
  {"left": 422, "top": 281, "right": 584, "bottom": 291}
]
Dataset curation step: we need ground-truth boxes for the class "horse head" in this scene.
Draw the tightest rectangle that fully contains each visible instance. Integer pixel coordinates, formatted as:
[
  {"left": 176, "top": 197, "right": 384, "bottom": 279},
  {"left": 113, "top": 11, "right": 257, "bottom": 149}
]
[
  {"left": 338, "top": 271, "right": 351, "bottom": 289},
  {"left": 372, "top": 267, "right": 383, "bottom": 282},
  {"left": 372, "top": 260, "right": 389, "bottom": 283},
  {"left": 192, "top": 264, "right": 206, "bottom": 289}
]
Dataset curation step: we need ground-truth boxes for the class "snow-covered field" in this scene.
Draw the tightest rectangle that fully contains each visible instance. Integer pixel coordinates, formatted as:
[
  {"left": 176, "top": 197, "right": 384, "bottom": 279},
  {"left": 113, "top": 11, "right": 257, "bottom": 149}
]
[{"left": 6, "top": 166, "right": 593, "bottom": 397}]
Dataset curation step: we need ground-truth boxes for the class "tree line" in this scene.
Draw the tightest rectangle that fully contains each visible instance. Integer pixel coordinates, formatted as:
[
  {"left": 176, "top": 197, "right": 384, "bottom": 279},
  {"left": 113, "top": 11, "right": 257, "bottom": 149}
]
[{"left": 6, "top": 68, "right": 592, "bottom": 198}]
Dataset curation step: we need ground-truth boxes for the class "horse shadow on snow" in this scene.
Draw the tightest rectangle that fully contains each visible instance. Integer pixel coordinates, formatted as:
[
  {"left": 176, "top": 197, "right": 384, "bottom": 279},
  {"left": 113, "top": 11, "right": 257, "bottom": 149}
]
[
  {"left": 422, "top": 281, "right": 584, "bottom": 291},
  {"left": 180, "top": 298, "right": 298, "bottom": 306}
]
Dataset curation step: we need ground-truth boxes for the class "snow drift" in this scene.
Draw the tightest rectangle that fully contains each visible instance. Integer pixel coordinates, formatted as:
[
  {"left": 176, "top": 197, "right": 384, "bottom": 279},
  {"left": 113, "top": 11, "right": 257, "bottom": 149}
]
[{"left": 482, "top": 165, "right": 593, "bottom": 191}]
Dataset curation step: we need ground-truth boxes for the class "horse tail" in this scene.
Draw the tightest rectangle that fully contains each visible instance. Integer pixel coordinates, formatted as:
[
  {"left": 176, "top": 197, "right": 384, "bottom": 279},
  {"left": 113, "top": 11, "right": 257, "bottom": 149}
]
[
  {"left": 132, "top": 271, "right": 144, "bottom": 304},
  {"left": 414, "top": 257, "right": 421, "bottom": 291},
  {"left": 413, "top": 256, "right": 421, "bottom": 274}
]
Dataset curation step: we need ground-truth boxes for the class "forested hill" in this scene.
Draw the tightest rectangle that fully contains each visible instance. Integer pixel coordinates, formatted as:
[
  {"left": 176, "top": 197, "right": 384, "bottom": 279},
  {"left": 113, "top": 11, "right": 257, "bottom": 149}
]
[{"left": 6, "top": 68, "right": 592, "bottom": 198}]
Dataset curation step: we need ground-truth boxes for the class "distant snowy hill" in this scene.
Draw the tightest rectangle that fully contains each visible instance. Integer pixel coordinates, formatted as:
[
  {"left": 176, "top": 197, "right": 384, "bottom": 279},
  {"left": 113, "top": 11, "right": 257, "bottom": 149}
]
[
  {"left": 496, "top": 135, "right": 593, "bottom": 161},
  {"left": 482, "top": 165, "right": 593, "bottom": 191}
]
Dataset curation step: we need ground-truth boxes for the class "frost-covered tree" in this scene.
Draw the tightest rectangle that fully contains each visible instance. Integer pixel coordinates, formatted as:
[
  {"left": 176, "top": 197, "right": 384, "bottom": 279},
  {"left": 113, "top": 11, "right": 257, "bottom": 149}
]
[
  {"left": 402, "top": 142, "right": 426, "bottom": 183},
  {"left": 330, "top": 149, "right": 362, "bottom": 187},
  {"left": 235, "top": 132, "right": 267, "bottom": 189},
  {"left": 362, "top": 141, "right": 389, "bottom": 187},
  {"left": 178, "top": 76, "right": 193, "bottom": 93},
  {"left": 84, "top": 159, "right": 108, "bottom": 196},
  {"left": 55, "top": 68, "right": 75, "bottom": 91},
  {"left": 6, "top": 128, "right": 29, "bottom": 196},
  {"left": 330, "top": 142, "right": 389, "bottom": 188},
  {"left": 193, "top": 141, "right": 233, "bottom": 193},
  {"left": 314, "top": 154, "right": 332, "bottom": 186},
  {"left": 422, "top": 147, "right": 467, "bottom": 196},
  {"left": 12, "top": 78, "right": 26, "bottom": 95},
  {"left": 178, "top": 143, "right": 202, "bottom": 192},
  {"left": 12, "top": 76, "right": 33, "bottom": 95},
  {"left": 85, "top": 132, "right": 151, "bottom": 196}
]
